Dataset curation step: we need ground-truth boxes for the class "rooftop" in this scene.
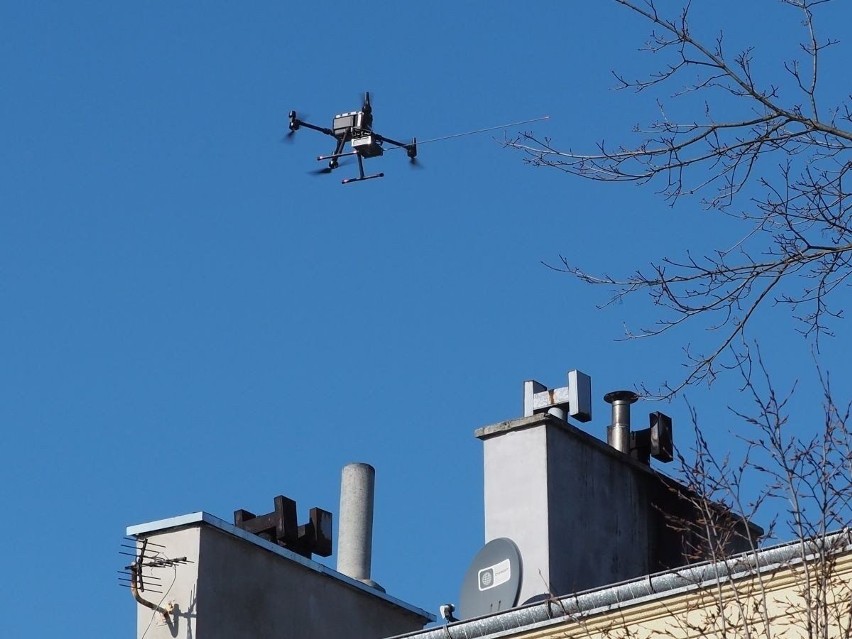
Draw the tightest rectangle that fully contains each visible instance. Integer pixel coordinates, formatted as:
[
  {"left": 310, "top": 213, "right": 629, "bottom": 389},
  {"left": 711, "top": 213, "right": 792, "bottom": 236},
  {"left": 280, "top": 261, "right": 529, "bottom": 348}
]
[{"left": 127, "top": 511, "right": 435, "bottom": 623}]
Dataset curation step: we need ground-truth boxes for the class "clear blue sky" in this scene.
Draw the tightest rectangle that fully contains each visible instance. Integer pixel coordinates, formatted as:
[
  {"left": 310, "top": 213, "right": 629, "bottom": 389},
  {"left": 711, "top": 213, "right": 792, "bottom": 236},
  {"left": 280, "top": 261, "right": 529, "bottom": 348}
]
[{"left": 1, "top": 1, "right": 849, "bottom": 634}]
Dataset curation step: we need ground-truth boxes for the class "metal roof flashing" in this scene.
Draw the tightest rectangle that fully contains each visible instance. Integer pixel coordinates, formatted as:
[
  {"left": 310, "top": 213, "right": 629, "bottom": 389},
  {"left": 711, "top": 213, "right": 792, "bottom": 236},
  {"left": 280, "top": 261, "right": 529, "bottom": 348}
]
[{"left": 126, "top": 512, "right": 435, "bottom": 622}]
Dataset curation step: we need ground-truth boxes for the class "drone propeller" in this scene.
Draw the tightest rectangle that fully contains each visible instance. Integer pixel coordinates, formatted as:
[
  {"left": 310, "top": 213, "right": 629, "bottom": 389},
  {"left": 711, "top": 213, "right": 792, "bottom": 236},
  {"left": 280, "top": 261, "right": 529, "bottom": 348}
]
[
  {"left": 284, "top": 110, "right": 301, "bottom": 143},
  {"left": 406, "top": 138, "right": 422, "bottom": 168}
]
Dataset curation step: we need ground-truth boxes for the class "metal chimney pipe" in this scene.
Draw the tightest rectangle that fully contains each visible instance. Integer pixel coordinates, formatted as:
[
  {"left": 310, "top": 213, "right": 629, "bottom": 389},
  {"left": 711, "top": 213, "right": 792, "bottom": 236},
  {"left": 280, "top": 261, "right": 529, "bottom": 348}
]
[
  {"left": 604, "top": 390, "right": 639, "bottom": 454},
  {"left": 337, "top": 463, "right": 382, "bottom": 589}
]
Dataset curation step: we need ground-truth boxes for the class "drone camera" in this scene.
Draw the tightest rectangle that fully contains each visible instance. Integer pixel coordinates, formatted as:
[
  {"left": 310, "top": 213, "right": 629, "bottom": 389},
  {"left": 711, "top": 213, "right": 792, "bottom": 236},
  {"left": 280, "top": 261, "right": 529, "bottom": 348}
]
[{"left": 352, "top": 134, "right": 384, "bottom": 158}]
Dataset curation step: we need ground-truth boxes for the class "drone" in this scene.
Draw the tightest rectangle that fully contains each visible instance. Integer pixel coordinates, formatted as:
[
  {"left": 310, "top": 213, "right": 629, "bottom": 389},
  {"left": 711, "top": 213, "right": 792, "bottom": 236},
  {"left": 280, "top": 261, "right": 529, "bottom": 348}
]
[{"left": 287, "top": 92, "right": 417, "bottom": 185}]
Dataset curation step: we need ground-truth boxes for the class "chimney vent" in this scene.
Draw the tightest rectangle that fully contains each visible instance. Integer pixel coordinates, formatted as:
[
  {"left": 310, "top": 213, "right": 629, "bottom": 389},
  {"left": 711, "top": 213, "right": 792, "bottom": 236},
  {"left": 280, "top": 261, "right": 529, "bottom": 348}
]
[
  {"left": 523, "top": 370, "right": 592, "bottom": 422},
  {"left": 604, "top": 390, "right": 639, "bottom": 454}
]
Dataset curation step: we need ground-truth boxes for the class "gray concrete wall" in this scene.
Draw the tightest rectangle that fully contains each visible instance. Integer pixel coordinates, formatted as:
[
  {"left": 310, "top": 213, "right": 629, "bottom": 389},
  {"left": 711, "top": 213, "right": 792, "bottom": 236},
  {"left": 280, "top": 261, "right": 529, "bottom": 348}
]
[
  {"left": 196, "top": 525, "right": 427, "bottom": 639},
  {"left": 133, "top": 526, "right": 201, "bottom": 639},
  {"left": 481, "top": 421, "right": 552, "bottom": 603},
  {"left": 129, "top": 514, "right": 431, "bottom": 639},
  {"left": 478, "top": 414, "right": 660, "bottom": 603},
  {"left": 544, "top": 418, "right": 652, "bottom": 594}
]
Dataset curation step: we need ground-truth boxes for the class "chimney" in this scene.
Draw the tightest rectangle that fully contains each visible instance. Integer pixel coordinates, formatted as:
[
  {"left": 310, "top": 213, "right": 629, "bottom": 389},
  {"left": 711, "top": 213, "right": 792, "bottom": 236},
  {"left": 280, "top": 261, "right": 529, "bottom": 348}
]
[
  {"left": 604, "top": 390, "right": 638, "bottom": 454},
  {"left": 337, "top": 463, "right": 383, "bottom": 591},
  {"left": 476, "top": 371, "right": 676, "bottom": 603},
  {"left": 474, "top": 369, "right": 760, "bottom": 606}
]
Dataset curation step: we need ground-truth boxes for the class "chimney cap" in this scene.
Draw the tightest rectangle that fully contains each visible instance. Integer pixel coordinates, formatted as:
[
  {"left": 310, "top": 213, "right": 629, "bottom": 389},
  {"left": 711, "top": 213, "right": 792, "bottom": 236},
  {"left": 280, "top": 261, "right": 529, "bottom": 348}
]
[{"left": 604, "top": 390, "right": 639, "bottom": 404}]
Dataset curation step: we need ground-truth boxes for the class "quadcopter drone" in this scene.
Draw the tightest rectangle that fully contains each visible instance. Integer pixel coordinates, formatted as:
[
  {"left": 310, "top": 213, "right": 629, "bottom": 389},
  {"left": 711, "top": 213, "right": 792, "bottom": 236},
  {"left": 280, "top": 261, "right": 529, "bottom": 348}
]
[{"left": 288, "top": 92, "right": 417, "bottom": 185}]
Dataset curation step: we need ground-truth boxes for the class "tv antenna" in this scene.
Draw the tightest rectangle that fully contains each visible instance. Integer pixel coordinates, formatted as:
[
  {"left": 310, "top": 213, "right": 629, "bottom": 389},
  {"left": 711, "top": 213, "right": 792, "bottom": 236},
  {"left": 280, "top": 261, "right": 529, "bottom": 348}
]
[{"left": 119, "top": 537, "right": 191, "bottom": 626}]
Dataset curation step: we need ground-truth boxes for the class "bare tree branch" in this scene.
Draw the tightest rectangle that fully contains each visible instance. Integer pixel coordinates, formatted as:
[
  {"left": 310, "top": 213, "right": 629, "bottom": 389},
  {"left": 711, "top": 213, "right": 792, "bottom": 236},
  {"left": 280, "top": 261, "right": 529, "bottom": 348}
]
[
  {"left": 656, "top": 351, "right": 852, "bottom": 639},
  {"left": 508, "top": 0, "right": 851, "bottom": 395}
]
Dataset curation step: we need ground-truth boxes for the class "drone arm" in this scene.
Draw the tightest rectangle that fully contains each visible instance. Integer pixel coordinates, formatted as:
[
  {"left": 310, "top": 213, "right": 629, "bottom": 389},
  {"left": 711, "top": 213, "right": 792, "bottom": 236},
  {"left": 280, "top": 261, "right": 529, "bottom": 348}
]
[
  {"left": 373, "top": 133, "right": 408, "bottom": 148},
  {"left": 289, "top": 111, "right": 337, "bottom": 138},
  {"left": 374, "top": 133, "right": 417, "bottom": 160},
  {"left": 293, "top": 119, "right": 336, "bottom": 137}
]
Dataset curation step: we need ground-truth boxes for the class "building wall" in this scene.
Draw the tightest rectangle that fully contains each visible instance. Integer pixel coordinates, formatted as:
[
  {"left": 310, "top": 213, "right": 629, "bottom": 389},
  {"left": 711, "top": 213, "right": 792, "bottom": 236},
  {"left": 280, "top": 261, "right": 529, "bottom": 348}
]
[
  {"left": 479, "top": 415, "right": 658, "bottom": 602},
  {"left": 134, "top": 526, "right": 200, "bottom": 639},
  {"left": 478, "top": 413, "right": 761, "bottom": 605},
  {"left": 514, "top": 549, "right": 852, "bottom": 639},
  {"left": 482, "top": 420, "right": 553, "bottom": 602},
  {"left": 130, "top": 515, "right": 431, "bottom": 639},
  {"left": 544, "top": 418, "right": 652, "bottom": 594},
  {"left": 195, "top": 525, "right": 427, "bottom": 639}
]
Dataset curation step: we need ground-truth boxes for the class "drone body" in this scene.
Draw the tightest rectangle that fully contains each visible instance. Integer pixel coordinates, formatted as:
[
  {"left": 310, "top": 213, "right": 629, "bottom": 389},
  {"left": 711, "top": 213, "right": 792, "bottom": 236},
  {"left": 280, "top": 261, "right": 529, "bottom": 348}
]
[{"left": 288, "top": 93, "right": 416, "bottom": 185}]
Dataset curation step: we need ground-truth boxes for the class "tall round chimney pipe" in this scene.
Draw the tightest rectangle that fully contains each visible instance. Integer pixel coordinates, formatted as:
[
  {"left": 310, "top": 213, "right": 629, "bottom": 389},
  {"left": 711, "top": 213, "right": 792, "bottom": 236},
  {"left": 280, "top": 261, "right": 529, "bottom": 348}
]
[
  {"left": 604, "top": 390, "right": 639, "bottom": 454},
  {"left": 337, "top": 463, "right": 383, "bottom": 590}
]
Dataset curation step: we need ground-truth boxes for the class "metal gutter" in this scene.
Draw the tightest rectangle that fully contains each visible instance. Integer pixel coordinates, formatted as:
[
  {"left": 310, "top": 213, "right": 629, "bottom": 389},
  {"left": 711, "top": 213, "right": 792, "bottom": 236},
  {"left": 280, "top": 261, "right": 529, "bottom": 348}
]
[{"left": 394, "top": 530, "right": 852, "bottom": 639}]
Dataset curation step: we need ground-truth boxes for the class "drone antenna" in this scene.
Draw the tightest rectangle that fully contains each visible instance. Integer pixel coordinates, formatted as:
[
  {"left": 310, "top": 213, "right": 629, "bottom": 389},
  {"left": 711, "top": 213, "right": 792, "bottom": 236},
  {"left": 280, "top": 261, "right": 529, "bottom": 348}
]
[{"left": 415, "top": 115, "right": 550, "bottom": 146}]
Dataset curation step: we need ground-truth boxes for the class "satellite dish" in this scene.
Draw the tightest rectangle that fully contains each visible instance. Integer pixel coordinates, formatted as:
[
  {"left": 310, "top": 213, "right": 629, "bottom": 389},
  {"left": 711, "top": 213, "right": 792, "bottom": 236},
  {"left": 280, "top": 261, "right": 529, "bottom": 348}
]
[{"left": 458, "top": 537, "right": 522, "bottom": 620}]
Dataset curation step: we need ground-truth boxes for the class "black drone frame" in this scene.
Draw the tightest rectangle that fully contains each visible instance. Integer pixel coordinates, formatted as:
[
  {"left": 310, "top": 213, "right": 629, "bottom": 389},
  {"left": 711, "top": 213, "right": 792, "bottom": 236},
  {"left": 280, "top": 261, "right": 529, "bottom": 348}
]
[{"left": 288, "top": 93, "right": 417, "bottom": 184}]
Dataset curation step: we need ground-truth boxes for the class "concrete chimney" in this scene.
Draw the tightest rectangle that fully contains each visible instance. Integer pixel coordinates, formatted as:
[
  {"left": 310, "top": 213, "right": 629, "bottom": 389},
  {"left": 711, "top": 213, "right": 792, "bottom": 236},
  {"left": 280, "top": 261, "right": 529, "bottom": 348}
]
[
  {"left": 337, "top": 463, "right": 383, "bottom": 590},
  {"left": 477, "top": 413, "right": 655, "bottom": 603},
  {"left": 476, "top": 373, "right": 762, "bottom": 605}
]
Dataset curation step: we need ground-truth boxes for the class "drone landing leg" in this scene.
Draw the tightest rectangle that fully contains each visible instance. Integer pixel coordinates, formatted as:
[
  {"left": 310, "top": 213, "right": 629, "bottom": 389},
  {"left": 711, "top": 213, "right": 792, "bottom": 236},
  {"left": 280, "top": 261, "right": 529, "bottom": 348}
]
[
  {"left": 317, "top": 150, "right": 357, "bottom": 162},
  {"left": 318, "top": 135, "right": 354, "bottom": 169},
  {"left": 341, "top": 154, "right": 384, "bottom": 185},
  {"left": 342, "top": 173, "right": 384, "bottom": 185}
]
